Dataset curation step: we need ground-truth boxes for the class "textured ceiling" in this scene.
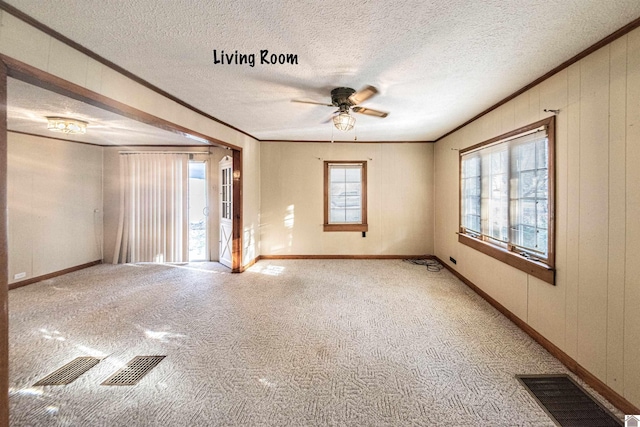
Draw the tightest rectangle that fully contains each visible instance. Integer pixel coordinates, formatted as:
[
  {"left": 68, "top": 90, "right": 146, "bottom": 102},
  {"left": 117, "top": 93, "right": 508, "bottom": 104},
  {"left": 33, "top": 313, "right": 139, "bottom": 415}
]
[
  {"left": 6, "top": 0, "right": 640, "bottom": 142},
  {"left": 7, "top": 78, "right": 204, "bottom": 146}
]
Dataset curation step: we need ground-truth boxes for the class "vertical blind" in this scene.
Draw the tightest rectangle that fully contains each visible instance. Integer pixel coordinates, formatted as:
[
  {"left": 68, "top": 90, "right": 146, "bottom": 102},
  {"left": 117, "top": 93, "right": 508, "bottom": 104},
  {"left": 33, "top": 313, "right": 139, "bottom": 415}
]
[{"left": 113, "top": 153, "right": 189, "bottom": 263}]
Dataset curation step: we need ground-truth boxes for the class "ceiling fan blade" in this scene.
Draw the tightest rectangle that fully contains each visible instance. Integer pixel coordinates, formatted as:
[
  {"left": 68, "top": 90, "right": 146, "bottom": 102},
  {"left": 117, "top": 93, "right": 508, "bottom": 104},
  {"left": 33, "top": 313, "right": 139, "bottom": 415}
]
[
  {"left": 291, "top": 99, "right": 333, "bottom": 107},
  {"left": 352, "top": 106, "right": 389, "bottom": 118},
  {"left": 348, "top": 85, "right": 378, "bottom": 105}
]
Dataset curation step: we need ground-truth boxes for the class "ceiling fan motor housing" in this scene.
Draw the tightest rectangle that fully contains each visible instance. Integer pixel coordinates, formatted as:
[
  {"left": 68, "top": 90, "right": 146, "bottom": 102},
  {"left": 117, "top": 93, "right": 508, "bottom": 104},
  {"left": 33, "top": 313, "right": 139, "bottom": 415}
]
[{"left": 331, "top": 87, "right": 356, "bottom": 107}]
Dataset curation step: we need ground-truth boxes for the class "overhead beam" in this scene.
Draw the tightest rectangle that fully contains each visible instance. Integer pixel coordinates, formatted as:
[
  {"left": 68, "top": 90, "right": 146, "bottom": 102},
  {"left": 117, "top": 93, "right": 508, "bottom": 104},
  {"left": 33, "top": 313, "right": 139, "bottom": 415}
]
[{"left": 0, "top": 55, "right": 241, "bottom": 151}]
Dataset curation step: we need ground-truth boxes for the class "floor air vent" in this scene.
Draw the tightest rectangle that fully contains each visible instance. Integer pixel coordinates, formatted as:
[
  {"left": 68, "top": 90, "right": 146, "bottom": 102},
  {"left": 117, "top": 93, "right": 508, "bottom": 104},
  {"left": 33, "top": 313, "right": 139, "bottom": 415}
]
[
  {"left": 101, "top": 355, "right": 165, "bottom": 386},
  {"left": 517, "top": 375, "right": 622, "bottom": 427},
  {"left": 34, "top": 356, "right": 101, "bottom": 386}
]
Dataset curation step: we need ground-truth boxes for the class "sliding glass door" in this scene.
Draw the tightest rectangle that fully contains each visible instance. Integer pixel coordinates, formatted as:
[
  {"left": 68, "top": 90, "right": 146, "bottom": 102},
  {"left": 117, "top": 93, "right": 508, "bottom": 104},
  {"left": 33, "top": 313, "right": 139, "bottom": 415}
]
[{"left": 188, "top": 160, "right": 209, "bottom": 262}]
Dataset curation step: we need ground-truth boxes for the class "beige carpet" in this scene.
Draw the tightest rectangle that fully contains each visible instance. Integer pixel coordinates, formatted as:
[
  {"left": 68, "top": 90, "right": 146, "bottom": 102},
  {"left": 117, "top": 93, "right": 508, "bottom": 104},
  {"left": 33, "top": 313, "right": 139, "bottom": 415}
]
[{"left": 8, "top": 259, "right": 623, "bottom": 426}]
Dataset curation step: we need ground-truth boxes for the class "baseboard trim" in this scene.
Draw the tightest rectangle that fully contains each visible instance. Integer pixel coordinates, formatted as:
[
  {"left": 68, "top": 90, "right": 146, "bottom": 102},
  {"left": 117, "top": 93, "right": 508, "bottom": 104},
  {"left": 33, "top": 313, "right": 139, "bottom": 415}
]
[
  {"left": 8, "top": 260, "right": 102, "bottom": 290},
  {"left": 239, "top": 256, "right": 260, "bottom": 272},
  {"left": 434, "top": 256, "right": 640, "bottom": 415},
  {"left": 258, "top": 254, "right": 434, "bottom": 260},
  {"left": 239, "top": 255, "right": 432, "bottom": 272}
]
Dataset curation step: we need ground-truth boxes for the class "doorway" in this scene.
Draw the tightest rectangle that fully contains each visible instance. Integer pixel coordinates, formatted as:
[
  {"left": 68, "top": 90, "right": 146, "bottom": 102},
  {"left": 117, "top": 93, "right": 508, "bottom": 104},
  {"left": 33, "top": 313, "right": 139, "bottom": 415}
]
[
  {"left": 188, "top": 160, "right": 209, "bottom": 262},
  {"left": 0, "top": 56, "right": 247, "bottom": 427}
]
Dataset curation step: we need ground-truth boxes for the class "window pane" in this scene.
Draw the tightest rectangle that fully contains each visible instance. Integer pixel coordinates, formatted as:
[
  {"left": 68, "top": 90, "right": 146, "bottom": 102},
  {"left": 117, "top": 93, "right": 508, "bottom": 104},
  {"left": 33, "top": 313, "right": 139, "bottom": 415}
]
[
  {"left": 488, "top": 199, "right": 508, "bottom": 241},
  {"left": 520, "top": 171, "right": 536, "bottom": 198},
  {"left": 491, "top": 174, "right": 507, "bottom": 196},
  {"left": 491, "top": 150, "right": 507, "bottom": 173},
  {"left": 537, "top": 200, "right": 548, "bottom": 229},
  {"left": 522, "top": 200, "right": 536, "bottom": 226},
  {"left": 536, "top": 169, "right": 548, "bottom": 199},
  {"left": 330, "top": 168, "right": 345, "bottom": 183},
  {"left": 330, "top": 208, "right": 346, "bottom": 223},
  {"left": 461, "top": 153, "right": 482, "bottom": 234},
  {"left": 537, "top": 139, "right": 548, "bottom": 168},
  {"left": 331, "top": 193, "right": 360, "bottom": 208},
  {"left": 462, "top": 156, "right": 480, "bottom": 177},
  {"left": 469, "top": 197, "right": 480, "bottom": 216},
  {"left": 469, "top": 157, "right": 480, "bottom": 176},
  {"left": 345, "top": 183, "right": 361, "bottom": 197},
  {"left": 345, "top": 208, "right": 361, "bottom": 222},
  {"left": 511, "top": 137, "right": 549, "bottom": 255},
  {"left": 537, "top": 229, "right": 548, "bottom": 252},
  {"left": 471, "top": 215, "right": 481, "bottom": 233},
  {"left": 522, "top": 225, "right": 536, "bottom": 249},
  {"left": 519, "top": 143, "right": 536, "bottom": 171},
  {"left": 482, "top": 150, "right": 508, "bottom": 240},
  {"left": 331, "top": 182, "right": 346, "bottom": 195},
  {"left": 327, "top": 164, "right": 364, "bottom": 225},
  {"left": 344, "top": 167, "right": 360, "bottom": 182},
  {"left": 472, "top": 178, "right": 481, "bottom": 196}
]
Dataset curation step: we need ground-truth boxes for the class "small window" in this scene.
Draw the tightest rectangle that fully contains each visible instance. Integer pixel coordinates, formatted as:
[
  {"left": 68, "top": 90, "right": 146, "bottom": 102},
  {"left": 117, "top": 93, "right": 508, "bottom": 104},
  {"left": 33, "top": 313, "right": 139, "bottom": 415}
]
[
  {"left": 221, "top": 165, "right": 232, "bottom": 220},
  {"left": 324, "top": 161, "right": 368, "bottom": 232},
  {"left": 459, "top": 116, "right": 555, "bottom": 284}
]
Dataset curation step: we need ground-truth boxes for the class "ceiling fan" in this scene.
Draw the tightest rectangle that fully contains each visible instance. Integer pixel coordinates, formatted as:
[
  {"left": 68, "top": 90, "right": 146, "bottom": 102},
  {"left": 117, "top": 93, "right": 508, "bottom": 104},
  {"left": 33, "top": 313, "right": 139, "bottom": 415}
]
[{"left": 292, "top": 86, "right": 389, "bottom": 131}]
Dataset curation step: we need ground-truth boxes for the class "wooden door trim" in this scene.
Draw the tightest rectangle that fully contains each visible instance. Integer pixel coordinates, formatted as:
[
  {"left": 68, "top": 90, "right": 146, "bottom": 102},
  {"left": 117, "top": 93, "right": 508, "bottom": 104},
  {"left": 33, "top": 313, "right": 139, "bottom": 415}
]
[
  {"left": 0, "top": 58, "right": 9, "bottom": 427},
  {"left": 232, "top": 150, "right": 243, "bottom": 273},
  {"left": 218, "top": 156, "right": 233, "bottom": 268}
]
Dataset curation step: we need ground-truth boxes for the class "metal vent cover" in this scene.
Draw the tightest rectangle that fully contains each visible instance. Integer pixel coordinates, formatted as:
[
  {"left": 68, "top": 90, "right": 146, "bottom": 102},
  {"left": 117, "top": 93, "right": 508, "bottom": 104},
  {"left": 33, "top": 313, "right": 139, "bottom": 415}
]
[
  {"left": 517, "top": 374, "right": 622, "bottom": 427},
  {"left": 34, "top": 356, "right": 101, "bottom": 386},
  {"left": 101, "top": 356, "right": 165, "bottom": 386}
]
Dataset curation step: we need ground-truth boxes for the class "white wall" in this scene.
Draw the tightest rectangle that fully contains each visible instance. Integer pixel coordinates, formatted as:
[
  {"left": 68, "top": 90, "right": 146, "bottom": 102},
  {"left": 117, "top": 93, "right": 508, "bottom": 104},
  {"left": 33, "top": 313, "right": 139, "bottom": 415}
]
[
  {"left": 242, "top": 139, "right": 261, "bottom": 265},
  {"left": 260, "top": 142, "right": 434, "bottom": 256},
  {"left": 434, "top": 28, "right": 640, "bottom": 407},
  {"left": 7, "top": 133, "right": 103, "bottom": 284}
]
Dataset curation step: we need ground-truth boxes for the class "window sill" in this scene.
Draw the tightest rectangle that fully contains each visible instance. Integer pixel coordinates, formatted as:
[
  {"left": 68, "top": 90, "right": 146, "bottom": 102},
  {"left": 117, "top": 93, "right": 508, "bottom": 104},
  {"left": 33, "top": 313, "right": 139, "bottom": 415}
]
[
  {"left": 458, "top": 233, "right": 555, "bottom": 285},
  {"left": 324, "top": 224, "right": 368, "bottom": 232}
]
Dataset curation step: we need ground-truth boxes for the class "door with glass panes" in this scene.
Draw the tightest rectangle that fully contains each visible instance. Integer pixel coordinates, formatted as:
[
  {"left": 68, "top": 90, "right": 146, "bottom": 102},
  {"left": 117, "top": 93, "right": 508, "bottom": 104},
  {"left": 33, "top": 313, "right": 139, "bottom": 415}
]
[{"left": 219, "top": 156, "right": 233, "bottom": 268}]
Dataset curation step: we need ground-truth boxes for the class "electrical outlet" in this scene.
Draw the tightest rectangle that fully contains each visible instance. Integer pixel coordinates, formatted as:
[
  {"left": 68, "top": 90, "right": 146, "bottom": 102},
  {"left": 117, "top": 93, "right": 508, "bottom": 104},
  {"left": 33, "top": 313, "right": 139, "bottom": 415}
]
[
  {"left": 449, "top": 257, "right": 457, "bottom": 265},
  {"left": 14, "top": 272, "right": 26, "bottom": 280}
]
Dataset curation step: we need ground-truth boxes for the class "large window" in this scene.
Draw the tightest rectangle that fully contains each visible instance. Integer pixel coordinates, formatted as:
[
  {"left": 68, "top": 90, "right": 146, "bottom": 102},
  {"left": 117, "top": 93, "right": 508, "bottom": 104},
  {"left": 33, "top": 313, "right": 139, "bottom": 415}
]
[
  {"left": 324, "top": 161, "right": 368, "bottom": 232},
  {"left": 459, "top": 117, "right": 555, "bottom": 284}
]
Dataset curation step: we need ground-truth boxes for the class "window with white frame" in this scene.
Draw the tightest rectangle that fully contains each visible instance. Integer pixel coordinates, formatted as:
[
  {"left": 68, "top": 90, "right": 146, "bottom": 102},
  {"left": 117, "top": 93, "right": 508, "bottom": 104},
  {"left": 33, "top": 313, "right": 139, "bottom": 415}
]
[
  {"left": 459, "top": 117, "right": 555, "bottom": 284},
  {"left": 324, "top": 161, "right": 368, "bottom": 232}
]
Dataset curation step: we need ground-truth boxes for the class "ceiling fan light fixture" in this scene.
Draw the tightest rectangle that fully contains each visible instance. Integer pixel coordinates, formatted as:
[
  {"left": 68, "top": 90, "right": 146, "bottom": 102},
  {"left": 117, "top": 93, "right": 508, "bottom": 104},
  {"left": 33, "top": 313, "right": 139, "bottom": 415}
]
[
  {"left": 333, "top": 112, "right": 355, "bottom": 132},
  {"left": 46, "top": 117, "right": 88, "bottom": 134}
]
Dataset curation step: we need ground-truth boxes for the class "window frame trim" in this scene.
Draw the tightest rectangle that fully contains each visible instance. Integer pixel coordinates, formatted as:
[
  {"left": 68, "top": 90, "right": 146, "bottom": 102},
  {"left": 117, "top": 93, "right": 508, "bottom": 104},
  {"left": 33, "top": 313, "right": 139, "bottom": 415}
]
[
  {"left": 323, "top": 160, "right": 368, "bottom": 232},
  {"left": 458, "top": 116, "right": 556, "bottom": 285}
]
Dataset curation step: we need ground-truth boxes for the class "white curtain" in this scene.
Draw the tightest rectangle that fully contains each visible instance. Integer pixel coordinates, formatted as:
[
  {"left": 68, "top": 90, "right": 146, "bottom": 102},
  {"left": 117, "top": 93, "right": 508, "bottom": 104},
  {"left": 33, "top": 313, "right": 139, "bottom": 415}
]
[{"left": 113, "top": 153, "right": 189, "bottom": 264}]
